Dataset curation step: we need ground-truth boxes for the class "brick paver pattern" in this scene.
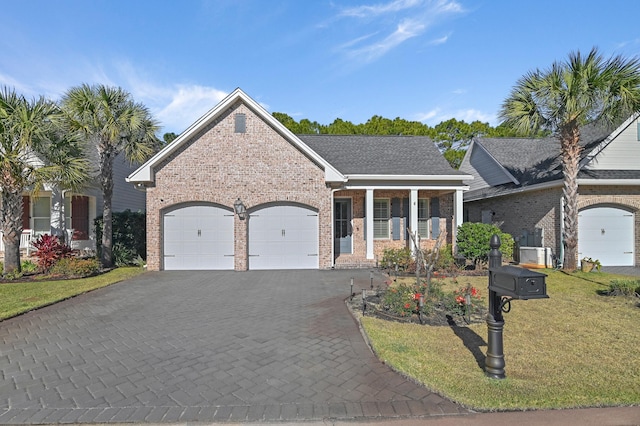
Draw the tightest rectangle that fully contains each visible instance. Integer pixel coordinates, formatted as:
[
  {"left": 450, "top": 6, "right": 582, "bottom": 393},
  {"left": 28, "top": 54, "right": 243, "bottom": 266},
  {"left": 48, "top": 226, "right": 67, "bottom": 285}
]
[{"left": 0, "top": 270, "right": 469, "bottom": 423}]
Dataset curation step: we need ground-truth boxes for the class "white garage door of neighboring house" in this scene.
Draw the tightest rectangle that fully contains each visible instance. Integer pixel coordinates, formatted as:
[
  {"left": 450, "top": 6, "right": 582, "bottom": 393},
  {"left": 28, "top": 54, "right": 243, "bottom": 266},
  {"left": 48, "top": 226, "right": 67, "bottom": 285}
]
[
  {"left": 163, "top": 205, "right": 234, "bottom": 270},
  {"left": 249, "top": 204, "right": 319, "bottom": 270},
  {"left": 578, "top": 206, "right": 634, "bottom": 266}
]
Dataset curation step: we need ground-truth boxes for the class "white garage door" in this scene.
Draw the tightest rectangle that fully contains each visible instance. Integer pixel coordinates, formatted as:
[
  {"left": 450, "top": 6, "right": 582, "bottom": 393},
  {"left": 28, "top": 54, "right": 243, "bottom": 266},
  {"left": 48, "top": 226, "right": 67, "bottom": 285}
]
[
  {"left": 249, "top": 204, "right": 319, "bottom": 270},
  {"left": 163, "top": 205, "right": 234, "bottom": 270},
  {"left": 578, "top": 206, "right": 634, "bottom": 266}
]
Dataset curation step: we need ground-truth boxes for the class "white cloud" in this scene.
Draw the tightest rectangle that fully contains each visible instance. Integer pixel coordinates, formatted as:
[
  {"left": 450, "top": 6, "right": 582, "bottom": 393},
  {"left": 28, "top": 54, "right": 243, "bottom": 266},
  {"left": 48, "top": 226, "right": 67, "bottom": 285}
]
[
  {"left": 154, "top": 85, "right": 228, "bottom": 134},
  {"left": 335, "top": 0, "right": 464, "bottom": 64},
  {"left": 429, "top": 34, "right": 450, "bottom": 45},
  {"left": 339, "top": 0, "right": 423, "bottom": 18},
  {"left": 415, "top": 108, "right": 496, "bottom": 125}
]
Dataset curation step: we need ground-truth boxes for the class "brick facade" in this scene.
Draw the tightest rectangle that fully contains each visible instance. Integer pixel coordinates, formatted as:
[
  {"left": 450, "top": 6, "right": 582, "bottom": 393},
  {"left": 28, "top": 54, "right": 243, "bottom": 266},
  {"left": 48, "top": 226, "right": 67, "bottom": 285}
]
[
  {"left": 465, "top": 185, "right": 640, "bottom": 265},
  {"left": 145, "top": 102, "right": 332, "bottom": 271},
  {"left": 334, "top": 189, "right": 453, "bottom": 267}
]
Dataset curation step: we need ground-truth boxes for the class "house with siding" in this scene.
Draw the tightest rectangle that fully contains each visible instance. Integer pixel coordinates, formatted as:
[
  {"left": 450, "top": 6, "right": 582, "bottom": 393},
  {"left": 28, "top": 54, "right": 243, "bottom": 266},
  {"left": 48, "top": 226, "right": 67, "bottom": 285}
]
[
  {"left": 0, "top": 153, "right": 145, "bottom": 254},
  {"left": 460, "top": 114, "right": 640, "bottom": 266},
  {"left": 127, "top": 88, "right": 472, "bottom": 271}
]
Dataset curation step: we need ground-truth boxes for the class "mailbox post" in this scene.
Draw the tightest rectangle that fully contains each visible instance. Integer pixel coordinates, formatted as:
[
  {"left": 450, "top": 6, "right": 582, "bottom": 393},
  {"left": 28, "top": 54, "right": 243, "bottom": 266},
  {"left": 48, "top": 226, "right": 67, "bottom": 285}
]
[{"left": 485, "top": 234, "right": 548, "bottom": 379}]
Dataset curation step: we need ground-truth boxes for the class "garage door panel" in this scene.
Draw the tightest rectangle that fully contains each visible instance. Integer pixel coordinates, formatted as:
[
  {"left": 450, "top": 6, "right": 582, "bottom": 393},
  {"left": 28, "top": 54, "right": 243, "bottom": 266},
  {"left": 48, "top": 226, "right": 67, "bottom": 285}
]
[
  {"left": 249, "top": 204, "right": 318, "bottom": 270},
  {"left": 579, "top": 207, "right": 634, "bottom": 266},
  {"left": 163, "top": 205, "right": 234, "bottom": 270}
]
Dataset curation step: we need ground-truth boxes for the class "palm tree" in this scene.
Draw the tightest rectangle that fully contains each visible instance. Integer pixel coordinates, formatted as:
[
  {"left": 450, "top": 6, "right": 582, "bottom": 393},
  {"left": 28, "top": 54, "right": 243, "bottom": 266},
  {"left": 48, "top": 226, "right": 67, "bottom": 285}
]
[
  {"left": 0, "top": 87, "right": 88, "bottom": 274},
  {"left": 61, "top": 84, "right": 160, "bottom": 268},
  {"left": 500, "top": 48, "right": 640, "bottom": 270}
]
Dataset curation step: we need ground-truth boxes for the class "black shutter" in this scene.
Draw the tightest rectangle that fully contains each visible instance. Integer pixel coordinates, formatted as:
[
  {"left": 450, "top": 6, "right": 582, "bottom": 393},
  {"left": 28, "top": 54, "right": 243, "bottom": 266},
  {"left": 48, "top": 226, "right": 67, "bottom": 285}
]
[
  {"left": 403, "top": 198, "right": 409, "bottom": 240},
  {"left": 391, "top": 198, "right": 401, "bottom": 240},
  {"left": 431, "top": 198, "right": 440, "bottom": 239}
]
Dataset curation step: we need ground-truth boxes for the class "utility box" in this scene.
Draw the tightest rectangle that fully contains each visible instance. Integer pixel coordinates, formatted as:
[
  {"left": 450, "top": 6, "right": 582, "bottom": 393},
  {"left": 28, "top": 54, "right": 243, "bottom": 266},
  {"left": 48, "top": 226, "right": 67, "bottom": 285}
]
[{"left": 489, "top": 265, "right": 548, "bottom": 300}]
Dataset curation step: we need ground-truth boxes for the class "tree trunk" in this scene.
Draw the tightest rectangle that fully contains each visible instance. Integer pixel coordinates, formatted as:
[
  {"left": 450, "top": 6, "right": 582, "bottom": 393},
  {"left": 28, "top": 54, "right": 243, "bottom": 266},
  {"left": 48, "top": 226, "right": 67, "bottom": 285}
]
[
  {"left": 560, "top": 124, "right": 581, "bottom": 271},
  {"left": 100, "top": 149, "right": 115, "bottom": 268},
  {"left": 1, "top": 191, "right": 24, "bottom": 274}
]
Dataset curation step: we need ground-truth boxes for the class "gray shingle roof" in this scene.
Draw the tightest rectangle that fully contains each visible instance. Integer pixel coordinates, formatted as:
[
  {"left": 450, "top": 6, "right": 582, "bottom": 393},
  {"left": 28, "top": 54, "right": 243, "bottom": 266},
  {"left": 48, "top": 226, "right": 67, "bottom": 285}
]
[
  {"left": 477, "top": 123, "right": 612, "bottom": 186},
  {"left": 297, "top": 134, "right": 466, "bottom": 176}
]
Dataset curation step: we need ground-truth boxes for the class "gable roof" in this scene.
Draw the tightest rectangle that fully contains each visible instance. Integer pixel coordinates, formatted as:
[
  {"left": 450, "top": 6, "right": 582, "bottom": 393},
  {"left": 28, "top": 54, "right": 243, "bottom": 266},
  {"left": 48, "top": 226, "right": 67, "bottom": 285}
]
[
  {"left": 461, "top": 120, "right": 627, "bottom": 201},
  {"left": 127, "top": 88, "right": 345, "bottom": 185},
  {"left": 128, "top": 88, "right": 471, "bottom": 187},
  {"left": 298, "top": 134, "right": 468, "bottom": 179}
]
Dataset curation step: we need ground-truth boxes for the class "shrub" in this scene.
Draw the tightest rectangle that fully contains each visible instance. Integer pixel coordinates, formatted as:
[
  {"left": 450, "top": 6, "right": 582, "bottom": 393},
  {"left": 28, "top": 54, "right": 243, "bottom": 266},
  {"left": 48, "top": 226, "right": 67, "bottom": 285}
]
[
  {"left": 21, "top": 260, "right": 38, "bottom": 274},
  {"left": 95, "top": 209, "right": 146, "bottom": 262},
  {"left": 32, "top": 234, "right": 74, "bottom": 272},
  {"left": 48, "top": 257, "right": 101, "bottom": 278},
  {"left": 382, "top": 279, "right": 444, "bottom": 317},
  {"left": 433, "top": 243, "right": 455, "bottom": 271},
  {"left": 381, "top": 247, "right": 413, "bottom": 270},
  {"left": 456, "top": 222, "right": 513, "bottom": 265},
  {"left": 607, "top": 279, "right": 640, "bottom": 297}
]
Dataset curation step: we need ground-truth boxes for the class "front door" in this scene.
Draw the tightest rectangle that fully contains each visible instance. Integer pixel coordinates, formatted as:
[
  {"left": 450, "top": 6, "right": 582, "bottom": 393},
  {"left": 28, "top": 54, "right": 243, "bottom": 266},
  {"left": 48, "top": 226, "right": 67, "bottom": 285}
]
[{"left": 334, "top": 198, "right": 352, "bottom": 257}]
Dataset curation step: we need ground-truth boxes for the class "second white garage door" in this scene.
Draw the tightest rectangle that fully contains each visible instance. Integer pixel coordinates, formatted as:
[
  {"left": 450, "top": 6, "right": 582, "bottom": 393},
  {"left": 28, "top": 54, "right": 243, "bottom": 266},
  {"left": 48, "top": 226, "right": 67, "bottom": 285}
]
[
  {"left": 578, "top": 206, "right": 634, "bottom": 266},
  {"left": 249, "top": 204, "right": 319, "bottom": 270}
]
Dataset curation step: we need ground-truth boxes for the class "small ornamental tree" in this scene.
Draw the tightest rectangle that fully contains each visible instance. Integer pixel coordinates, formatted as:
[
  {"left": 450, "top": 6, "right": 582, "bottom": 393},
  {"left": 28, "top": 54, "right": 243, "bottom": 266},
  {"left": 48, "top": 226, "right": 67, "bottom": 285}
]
[{"left": 32, "top": 234, "right": 73, "bottom": 272}]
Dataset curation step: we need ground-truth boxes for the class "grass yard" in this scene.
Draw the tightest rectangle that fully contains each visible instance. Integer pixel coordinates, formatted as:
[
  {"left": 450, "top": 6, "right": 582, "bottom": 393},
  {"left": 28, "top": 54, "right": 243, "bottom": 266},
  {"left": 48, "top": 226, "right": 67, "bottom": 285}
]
[
  {"left": 0, "top": 267, "right": 146, "bottom": 321},
  {"left": 361, "top": 269, "right": 640, "bottom": 410}
]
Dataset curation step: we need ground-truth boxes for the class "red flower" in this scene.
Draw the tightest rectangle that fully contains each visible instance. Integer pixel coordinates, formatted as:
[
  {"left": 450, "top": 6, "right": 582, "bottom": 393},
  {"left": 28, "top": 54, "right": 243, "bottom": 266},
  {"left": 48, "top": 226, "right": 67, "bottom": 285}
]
[
  {"left": 455, "top": 295, "right": 466, "bottom": 305},
  {"left": 413, "top": 293, "right": 422, "bottom": 301},
  {"left": 404, "top": 303, "right": 411, "bottom": 309},
  {"left": 471, "top": 287, "right": 479, "bottom": 297}
]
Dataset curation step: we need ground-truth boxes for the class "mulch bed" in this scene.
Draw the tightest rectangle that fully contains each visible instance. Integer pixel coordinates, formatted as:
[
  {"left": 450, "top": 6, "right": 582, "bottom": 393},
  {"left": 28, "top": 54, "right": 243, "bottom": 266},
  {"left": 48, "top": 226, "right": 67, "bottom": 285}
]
[{"left": 347, "top": 291, "right": 488, "bottom": 327}]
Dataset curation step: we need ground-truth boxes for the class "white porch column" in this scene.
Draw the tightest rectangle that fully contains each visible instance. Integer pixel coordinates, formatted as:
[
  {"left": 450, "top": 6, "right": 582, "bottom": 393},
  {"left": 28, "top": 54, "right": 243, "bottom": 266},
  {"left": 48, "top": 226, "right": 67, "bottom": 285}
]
[
  {"left": 366, "top": 188, "right": 374, "bottom": 260},
  {"left": 453, "top": 189, "right": 463, "bottom": 252},
  {"left": 50, "top": 187, "right": 66, "bottom": 241},
  {"left": 409, "top": 189, "right": 418, "bottom": 251}
]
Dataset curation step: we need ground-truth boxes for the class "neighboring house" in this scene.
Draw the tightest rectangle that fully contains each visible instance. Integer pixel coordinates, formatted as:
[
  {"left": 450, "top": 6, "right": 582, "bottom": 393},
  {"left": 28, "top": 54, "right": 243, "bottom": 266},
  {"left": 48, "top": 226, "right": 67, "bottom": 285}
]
[
  {"left": 460, "top": 115, "right": 640, "bottom": 266},
  {"left": 0, "top": 153, "right": 145, "bottom": 254},
  {"left": 127, "top": 88, "right": 471, "bottom": 271}
]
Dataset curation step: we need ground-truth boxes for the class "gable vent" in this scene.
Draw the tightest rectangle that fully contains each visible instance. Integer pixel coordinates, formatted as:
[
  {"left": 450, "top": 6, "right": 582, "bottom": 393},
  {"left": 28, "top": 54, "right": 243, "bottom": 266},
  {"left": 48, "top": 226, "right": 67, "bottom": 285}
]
[{"left": 235, "top": 113, "right": 246, "bottom": 133}]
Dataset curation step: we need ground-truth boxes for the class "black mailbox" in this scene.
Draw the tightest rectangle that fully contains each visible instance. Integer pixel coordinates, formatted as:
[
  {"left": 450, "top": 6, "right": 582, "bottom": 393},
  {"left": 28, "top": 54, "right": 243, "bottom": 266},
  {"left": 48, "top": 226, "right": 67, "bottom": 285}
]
[{"left": 489, "top": 265, "right": 548, "bottom": 300}]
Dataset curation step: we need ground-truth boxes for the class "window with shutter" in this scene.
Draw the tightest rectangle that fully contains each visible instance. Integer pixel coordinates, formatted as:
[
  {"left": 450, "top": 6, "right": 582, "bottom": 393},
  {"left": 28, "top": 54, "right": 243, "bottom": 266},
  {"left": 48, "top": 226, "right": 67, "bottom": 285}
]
[{"left": 373, "top": 199, "right": 390, "bottom": 239}]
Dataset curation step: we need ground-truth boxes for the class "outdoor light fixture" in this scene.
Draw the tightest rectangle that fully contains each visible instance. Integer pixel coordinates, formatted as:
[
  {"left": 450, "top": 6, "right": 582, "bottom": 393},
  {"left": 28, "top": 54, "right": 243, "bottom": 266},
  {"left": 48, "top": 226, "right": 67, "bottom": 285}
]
[{"left": 234, "top": 198, "right": 247, "bottom": 220}]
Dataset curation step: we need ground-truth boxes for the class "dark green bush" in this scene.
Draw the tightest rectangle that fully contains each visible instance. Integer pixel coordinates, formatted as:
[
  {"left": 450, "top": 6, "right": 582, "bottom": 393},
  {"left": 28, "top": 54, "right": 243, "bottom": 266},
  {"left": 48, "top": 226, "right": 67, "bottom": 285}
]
[
  {"left": 456, "top": 222, "right": 513, "bottom": 265},
  {"left": 95, "top": 210, "right": 146, "bottom": 263},
  {"left": 48, "top": 257, "right": 101, "bottom": 278}
]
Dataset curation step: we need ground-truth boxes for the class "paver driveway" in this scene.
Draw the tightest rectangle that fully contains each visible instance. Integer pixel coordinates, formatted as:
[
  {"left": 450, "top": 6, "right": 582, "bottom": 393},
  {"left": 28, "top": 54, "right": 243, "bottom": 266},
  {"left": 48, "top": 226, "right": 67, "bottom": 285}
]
[{"left": 0, "top": 270, "right": 468, "bottom": 423}]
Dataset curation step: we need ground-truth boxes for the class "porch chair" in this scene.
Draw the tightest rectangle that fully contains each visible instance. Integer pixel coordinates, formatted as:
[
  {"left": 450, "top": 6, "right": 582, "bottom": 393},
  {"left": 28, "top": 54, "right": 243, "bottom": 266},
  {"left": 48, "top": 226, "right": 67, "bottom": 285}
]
[{"left": 20, "top": 229, "right": 34, "bottom": 256}]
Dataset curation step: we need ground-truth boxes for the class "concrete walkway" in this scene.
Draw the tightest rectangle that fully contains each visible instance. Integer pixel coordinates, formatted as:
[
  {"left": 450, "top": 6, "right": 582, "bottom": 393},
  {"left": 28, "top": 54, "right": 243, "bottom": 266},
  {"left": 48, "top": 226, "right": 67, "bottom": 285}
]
[{"left": 0, "top": 270, "right": 467, "bottom": 424}]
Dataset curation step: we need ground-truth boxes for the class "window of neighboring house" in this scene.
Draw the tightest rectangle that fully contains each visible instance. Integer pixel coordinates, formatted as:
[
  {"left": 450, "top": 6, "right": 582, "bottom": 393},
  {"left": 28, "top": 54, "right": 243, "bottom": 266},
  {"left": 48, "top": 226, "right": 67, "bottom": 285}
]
[
  {"left": 481, "top": 209, "right": 493, "bottom": 224},
  {"left": 418, "top": 198, "right": 429, "bottom": 238},
  {"left": 373, "top": 199, "right": 390, "bottom": 239},
  {"left": 32, "top": 196, "right": 51, "bottom": 235}
]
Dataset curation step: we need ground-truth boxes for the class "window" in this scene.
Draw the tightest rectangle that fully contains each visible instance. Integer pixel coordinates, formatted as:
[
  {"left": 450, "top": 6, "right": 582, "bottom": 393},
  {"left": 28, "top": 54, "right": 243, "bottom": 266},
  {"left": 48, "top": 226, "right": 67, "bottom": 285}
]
[
  {"left": 418, "top": 198, "right": 429, "bottom": 238},
  {"left": 373, "top": 199, "right": 390, "bottom": 239},
  {"left": 32, "top": 196, "right": 51, "bottom": 234},
  {"left": 235, "top": 113, "right": 246, "bottom": 133}
]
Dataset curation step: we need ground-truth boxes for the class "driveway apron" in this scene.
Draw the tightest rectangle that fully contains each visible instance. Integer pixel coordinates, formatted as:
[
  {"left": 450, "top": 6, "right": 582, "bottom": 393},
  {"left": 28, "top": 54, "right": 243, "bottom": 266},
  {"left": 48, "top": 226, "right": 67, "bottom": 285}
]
[{"left": 0, "top": 270, "right": 468, "bottom": 423}]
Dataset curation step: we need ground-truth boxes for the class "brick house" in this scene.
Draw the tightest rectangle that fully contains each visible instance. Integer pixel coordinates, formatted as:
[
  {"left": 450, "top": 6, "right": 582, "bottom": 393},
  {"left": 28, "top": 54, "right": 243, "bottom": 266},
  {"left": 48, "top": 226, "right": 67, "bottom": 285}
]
[
  {"left": 460, "top": 114, "right": 640, "bottom": 266},
  {"left": 127, "top": 88, "right": 471, "bottom": 271}
]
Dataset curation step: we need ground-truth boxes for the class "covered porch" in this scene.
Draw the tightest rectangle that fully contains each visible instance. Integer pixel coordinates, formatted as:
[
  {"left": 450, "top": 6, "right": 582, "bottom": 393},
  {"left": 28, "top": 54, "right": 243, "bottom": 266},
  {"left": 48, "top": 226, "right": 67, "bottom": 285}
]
[{"left": 331, "top": 183, "right": 465, "bottom": 268}]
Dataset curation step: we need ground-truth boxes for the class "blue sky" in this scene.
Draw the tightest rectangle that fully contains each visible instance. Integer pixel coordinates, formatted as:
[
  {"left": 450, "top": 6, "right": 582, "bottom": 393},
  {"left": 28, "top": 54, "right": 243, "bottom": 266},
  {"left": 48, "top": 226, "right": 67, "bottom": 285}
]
[{"left": 3, "top": 0, "right": 640, "bottom": 135}]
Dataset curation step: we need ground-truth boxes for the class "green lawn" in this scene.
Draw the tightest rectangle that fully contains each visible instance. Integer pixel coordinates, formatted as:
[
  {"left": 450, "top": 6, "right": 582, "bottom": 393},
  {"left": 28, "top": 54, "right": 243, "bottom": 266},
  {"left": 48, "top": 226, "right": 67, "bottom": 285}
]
[
  {"left": 360, "top": 270, "right": 640, "bottom": 411},
  {"left": 0, "top": 267, "right": 146, "bottom": 321}
]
